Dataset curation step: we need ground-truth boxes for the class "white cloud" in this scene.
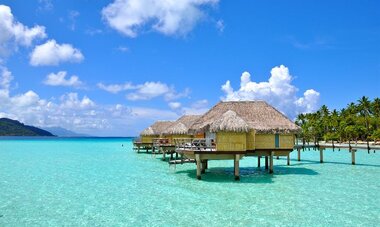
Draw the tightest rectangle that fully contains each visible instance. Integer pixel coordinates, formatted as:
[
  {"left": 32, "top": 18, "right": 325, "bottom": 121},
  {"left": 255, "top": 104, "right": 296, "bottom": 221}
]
[
  {"left": 126, "top": 81, "right": 169, "bottom": 100},
  {"left": 102, "top": 0, "right": 219, "bottom": 37},
  {"left": 168, "top": 102, "right": 181, "bottom": 110},
  {"left": 0, "top": 65, "right": 13, "bottom": 92},
  {"left": 221, "top": 65, "right": 320, "bottom": 119},
  {"left": 126, "top": 81, "right": 189, "bottom": 101},
  {"left": 44, "top": 71, "right": 83, "bottom": 87},
  {"left": 181, "top": 99, "right": 209, "bottom": 115},
  {"left": 117, "top": 46, "right": 129, "bottom": 52},
  {"left": 38, "top": 0, "right": 54, "bottom": 11},
  {"left": 59, "top": 93, "right": 95, "bottom": 109},
  {"left": 68, "top": 10, "right": 80, "bottom": 31},
  {"left": 99, "top": 80, "right": 189, "bottom": 101},
  {"left": 97, "top": 82, "right": 135, "bottom": 94},
  {"left": 216, "top": 19, "right": 224, "bottom": 32},
  {"left": 0, "top": 5, "right": 46, "bottom": 56},
  {"left": 30, "top": 39, "right": 84, "bottom": 66},
  {"left": 0, "top": 67, "right": 184, "bottom": 136}
]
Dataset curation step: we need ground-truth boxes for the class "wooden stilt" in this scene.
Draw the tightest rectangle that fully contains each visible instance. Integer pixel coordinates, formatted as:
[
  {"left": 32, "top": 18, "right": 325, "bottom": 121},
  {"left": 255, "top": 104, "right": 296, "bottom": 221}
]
[
  {"left": 201, "top": 161, "right": 206, "bottom": 174},
  {"left": 162, "top": 150, "right": 166, "bottom": 161},
  {"left": 287, "top": 154, "right": 290, "bottom": 166},
  {"left": 196, "top": 154, "right": 201, "bottom": 180},
  {"left": 234, "top": 155, "right": 240, "bottom": 181},
  {"left": 297, "top": 148, "right": 301, "bottom": 161},
  {"left": 205, "top": 160, "right": 208, "bottom": 169},
  {"left": 351, "top": 148, "right": 356, "bottom": 165},
  {"left": 170, "top": 152, "right": 174, "bottom": 160},
  {"left": 269, "top": 151, "right": 274, "bottom": 174},
  {"left": 257, "top": 156, "right": 261, "bottom": 168},
  {"left": 265, "top": 156, "right": 268, "bottom": 170},
  {"left": 319, "top": 148, "right": 324, "bottom": 163},
  {"left": 276, "top": 156, "right": 279, "bottom": 159}
]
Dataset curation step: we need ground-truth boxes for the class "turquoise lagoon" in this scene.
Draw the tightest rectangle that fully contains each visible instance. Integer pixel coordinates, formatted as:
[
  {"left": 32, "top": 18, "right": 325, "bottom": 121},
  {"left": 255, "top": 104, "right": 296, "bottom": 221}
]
[{"left": 0, "top": 138, "right": 379, "bottom": 226}]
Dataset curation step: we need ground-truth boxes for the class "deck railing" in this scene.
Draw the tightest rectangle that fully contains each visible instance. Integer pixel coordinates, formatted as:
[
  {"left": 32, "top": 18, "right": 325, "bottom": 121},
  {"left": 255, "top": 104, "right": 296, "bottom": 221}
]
[{"left": 174, "top": 138, "right": 216, "bottom": 151}]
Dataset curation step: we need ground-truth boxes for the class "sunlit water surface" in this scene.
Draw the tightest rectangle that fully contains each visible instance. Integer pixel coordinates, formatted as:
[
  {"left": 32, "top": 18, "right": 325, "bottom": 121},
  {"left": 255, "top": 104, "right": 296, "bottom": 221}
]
[{"left": 0, "top": 138, "right": 379, "bottom": 226}]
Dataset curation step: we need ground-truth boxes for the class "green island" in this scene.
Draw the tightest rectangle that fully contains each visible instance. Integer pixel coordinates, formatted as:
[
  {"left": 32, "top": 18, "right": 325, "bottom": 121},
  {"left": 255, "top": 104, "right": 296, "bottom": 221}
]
[
  {"left": 296, "top": 96, "right": 380, "bottom": 145},
  {"left": 0, "top": 118, "right": 54, "bottom": 136}
]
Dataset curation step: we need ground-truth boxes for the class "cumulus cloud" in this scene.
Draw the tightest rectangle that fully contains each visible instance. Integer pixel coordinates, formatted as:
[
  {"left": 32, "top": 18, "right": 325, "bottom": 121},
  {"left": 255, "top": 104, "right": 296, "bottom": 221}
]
[
  {"left": 0, "top": 65, "right": 13, "bottom": 93},
  {"left": 38, "top": 0, "right": 54, "bottom": 11},
  {"left": 181, "top": 99, "right": 209, "bottom": 115},
  {"left": 126, "top": 81, "right": 190, "bottom": 101},
  {"left": 44, "top": 71, "right": 83, "bottom": 87},
  {"left": 216, "top": 19, "right": 224, "bottom": 32},
  {"left": 168, "top": 102, "right": 181, "bottom": 110},
  {"left": 0, "top": 67, "right": 184, "bottom": 136},
  {"left": 30, "top": 39, "right": 84, "bottom": 66},
  {"left": 97, "top": 82, "right": 135, "bottom": 94},
  {"left": 102, "top": 0, "right": 219, "bottom": 37},
  {"left": 221, "top": 65, "right": 320, "bottom": 119},
  {"left": 0, "top": 5, "right": 46, "bottom": 56},
  {"left": 126, "top": 82, "right": 170, "bottom": 100},
  {"left": 99, "top": 80, "right": 189, "bottom": 101},
  {"left": 59, "top": 93, "right": 95, "bottom": 109}
]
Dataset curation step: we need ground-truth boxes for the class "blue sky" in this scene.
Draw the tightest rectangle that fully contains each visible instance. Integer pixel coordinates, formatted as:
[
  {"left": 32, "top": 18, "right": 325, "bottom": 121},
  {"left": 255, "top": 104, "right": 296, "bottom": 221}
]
[{"left": 0, "top": 0, "right": 379, "bottom": 136}]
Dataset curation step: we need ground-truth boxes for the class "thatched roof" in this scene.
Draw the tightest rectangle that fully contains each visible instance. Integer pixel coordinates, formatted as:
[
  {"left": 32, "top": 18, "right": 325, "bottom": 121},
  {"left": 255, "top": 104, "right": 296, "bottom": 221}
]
[
  {"left": 190, "top": 101, "right": 300, "bottom": 134},
  {"left": 163, "top": 115, "right": 201, "bottom": 135},
  {"left": 209, "top": 110, "right": 249, "bottom": 133},
  {"left": 140, "top": 121, "right": 174, "bottom": 136}
]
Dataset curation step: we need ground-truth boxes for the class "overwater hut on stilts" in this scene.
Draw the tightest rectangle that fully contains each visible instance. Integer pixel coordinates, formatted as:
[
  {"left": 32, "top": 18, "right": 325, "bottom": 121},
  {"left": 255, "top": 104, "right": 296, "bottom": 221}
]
[
  {"left": 177, "top": 101, "right": 300, "bottom": 180},
  {"left": 161, "top": 115, "right": 202, "bottom": 160},
  {"left": 134, "top": 121, "right": 174, "bottom": 153}
]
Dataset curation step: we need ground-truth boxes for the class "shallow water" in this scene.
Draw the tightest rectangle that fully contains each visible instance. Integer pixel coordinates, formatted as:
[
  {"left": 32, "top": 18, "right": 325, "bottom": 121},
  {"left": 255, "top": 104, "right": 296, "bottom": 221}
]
[{"left": 0, "top": 138, "right": 379, "bottom": 226}]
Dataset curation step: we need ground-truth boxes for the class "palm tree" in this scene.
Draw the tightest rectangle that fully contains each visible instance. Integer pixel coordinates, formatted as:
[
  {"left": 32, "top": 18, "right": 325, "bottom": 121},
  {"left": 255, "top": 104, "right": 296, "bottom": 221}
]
[{"left": 358, "top": 96, "right": 371, "bottom": 151}]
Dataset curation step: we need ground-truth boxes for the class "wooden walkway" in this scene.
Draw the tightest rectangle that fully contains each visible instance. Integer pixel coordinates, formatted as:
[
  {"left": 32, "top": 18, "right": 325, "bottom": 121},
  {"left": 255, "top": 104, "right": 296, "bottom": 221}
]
[
  {"left": 133, "top": 141, "right": 380, "bottom": 181},
  {"left": 294, "top": 143, "right": 379, "bottom": 165}
]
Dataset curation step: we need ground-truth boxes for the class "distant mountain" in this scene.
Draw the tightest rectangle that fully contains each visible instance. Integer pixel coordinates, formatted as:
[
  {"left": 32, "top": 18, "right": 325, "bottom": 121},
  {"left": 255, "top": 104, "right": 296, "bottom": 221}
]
[
  {"left": 0, "top": 118, "right": 54, "bottom": 136},
  {"left": 42, "top": 127, "right": 90, "bottom": 137}
]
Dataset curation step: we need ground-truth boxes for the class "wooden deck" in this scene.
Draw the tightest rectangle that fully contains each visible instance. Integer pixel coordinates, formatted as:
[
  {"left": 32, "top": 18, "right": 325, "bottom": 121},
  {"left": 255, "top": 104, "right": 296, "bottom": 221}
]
[
  {"left": 176, "top": 148, "right": 293, "bottom": 180},
  {"left": 134, "top": 139, "right": 380, "bottom": 181}
]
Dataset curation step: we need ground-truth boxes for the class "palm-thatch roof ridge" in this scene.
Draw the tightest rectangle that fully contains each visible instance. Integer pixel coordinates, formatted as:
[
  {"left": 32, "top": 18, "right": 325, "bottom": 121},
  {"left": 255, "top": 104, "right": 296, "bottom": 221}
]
[
  {"left": 140, "top": 120, "right": 175, "bottom": 136},
  {"left": 163, "top": 115, "right": 201, "bottom": 135},
  {"left": 209, "top": 110, "right": 249, "bottom": 133},
  {"left": 190, "top": 101, "right": 300, "bottom": 134}
]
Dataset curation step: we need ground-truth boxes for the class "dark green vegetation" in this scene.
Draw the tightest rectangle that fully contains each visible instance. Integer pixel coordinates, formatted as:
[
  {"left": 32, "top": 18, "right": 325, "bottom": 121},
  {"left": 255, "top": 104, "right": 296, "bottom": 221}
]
[
  {"left": 0, "top": 118, "right": 54, "bottom": 136},
  {"left": 296, "top": 97, "right": 380, "bottom": 144}
]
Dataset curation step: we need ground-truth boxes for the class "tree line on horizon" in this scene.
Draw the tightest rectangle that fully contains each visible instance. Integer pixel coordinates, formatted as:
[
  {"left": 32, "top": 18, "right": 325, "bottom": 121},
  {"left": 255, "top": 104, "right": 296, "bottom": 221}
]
[{"left": 295, "top": 96, "right": 380, "bottom": 145}]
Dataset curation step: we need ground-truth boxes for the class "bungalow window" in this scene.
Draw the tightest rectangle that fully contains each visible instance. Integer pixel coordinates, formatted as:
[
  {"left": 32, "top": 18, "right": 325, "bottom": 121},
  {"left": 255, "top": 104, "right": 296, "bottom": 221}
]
[{"left": 275, "top": 134, "right": 280, "bottom": 148}]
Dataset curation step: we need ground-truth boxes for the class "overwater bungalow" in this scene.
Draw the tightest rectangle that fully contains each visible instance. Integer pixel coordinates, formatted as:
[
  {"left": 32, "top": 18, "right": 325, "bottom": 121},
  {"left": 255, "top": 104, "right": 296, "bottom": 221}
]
[
  {"left": 159, "top": 115, "right": 202, "bottom": 160},
  {"left": 178, "top": 101, "right": 300, "bottom": 180},
  {"left": 162, "top": 115, "right": 202, "bottom": 141},
  {"left": 134, "top": 120, "right": 174, "bottom": 152}
]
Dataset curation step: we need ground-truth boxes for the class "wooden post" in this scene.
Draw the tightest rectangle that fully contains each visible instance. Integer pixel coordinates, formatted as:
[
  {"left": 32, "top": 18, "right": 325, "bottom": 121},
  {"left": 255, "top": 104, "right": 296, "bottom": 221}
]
[
  {"left": 269, "top": 151, "right": 274, "bottom": 174},
  {"left": 205, "top": 160, "right": 208, "bottom": 169},
  {"left": 351, "top": 148, "right": 356, "bottom": 165},
  {"left": 257, "top": 156, "right": 261, "bottom": 168},
  {"left": 287, "top": 154, "right": 290, "bottom": 166},
  {"left": 265, "top": 156, "right": 268, "bottom": 170},
  {"left": 201, "top": 161, "right": 206, "bottom": 174},
  {"left": 196, "top": 154, "right": 201, "bottom": 180},
  {"left": 319, "top": 148, "right": 324, "bottom": 163},
  {"left": 234, "top": 155, "right": 240, "bottom": 181},
  {"left": 276, "top": 156, "right": 279, "bottom": 159},
  {"left": 162, "top": 149, "right": 166, "bottom": 161},
  {"left": 297, "top": 148, "right": 301, "bottom": 161}
]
